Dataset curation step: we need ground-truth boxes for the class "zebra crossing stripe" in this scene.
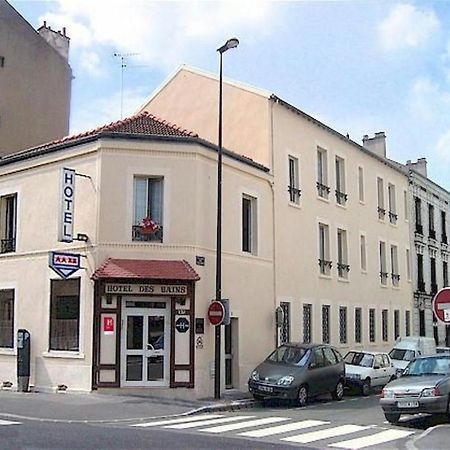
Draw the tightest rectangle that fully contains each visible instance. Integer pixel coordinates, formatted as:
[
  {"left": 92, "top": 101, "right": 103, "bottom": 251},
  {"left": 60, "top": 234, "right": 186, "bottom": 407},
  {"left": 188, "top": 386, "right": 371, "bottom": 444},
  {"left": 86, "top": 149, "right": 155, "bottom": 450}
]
[
  {"left": 239, "top": 419, "right": 329, "bottom": 438},
  {"left": 329, "top": 429, "right": 414, "bottom": 449},
  {"left": 281, "top": 424, "right": 371, "bottom": 443},
  {"left": 165, "top": 416, "right": 256, "bottom": 429},
  {"left": 199, "top": 417, "right": 288, "bottom": 433},
  {"left": 0, "top": 419, "right": 21, "bottom": 426},
  {"left": 131, "top": 414, "right": 223, "bottom": 428}
]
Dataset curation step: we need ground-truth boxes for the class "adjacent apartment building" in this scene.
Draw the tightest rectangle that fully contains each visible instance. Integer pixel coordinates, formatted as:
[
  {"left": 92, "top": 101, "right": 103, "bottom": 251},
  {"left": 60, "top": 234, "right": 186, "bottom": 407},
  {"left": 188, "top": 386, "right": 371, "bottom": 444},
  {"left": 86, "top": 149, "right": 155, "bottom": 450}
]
[{"left": 0, "top": 0, "right": 72, "bottom": 155}]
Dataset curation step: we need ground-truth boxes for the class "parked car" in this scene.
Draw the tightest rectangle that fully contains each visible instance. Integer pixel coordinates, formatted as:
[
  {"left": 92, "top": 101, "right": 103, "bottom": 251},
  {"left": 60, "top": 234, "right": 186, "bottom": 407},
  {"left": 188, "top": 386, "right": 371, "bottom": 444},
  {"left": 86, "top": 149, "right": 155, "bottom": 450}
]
[
  {"left": 380, "top": 354, "right": 450, "bottom": 423},
  {"left": 437, "top": 346, "right": 450, "bottom": 355},
  {"left": 344, "top": 351, "right": 396, "bottom": 396},
  {"left": 389, "top": 336, "right": 437, "bottom": 377},
  {"left": 248, "top": 343, "right": 345, "bottom": 406}
]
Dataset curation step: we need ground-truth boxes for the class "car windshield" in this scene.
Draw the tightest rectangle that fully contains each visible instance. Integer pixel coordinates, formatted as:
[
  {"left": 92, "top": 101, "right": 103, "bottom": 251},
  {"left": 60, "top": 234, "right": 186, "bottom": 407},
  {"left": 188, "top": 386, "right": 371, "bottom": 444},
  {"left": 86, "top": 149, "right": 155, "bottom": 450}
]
[
  {"left": 267, "top": 345, "right": 311, "bottom": 366},
  {"left": 403, "top": 357, "right": 450, "bottom": 377},
  {"left": 389, "top": 349, "right": 415, "bottom": 361},
  {"left": 344, "top": 352, "right": 374, "bottom": 367}
]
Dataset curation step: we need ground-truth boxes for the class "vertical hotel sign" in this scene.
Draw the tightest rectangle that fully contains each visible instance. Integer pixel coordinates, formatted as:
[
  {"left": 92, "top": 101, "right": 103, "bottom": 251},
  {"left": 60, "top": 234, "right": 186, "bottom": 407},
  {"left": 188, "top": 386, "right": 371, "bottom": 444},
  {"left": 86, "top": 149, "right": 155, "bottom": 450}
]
[{"left": 58, "top": 168, "right": 75, "bottom": 242}]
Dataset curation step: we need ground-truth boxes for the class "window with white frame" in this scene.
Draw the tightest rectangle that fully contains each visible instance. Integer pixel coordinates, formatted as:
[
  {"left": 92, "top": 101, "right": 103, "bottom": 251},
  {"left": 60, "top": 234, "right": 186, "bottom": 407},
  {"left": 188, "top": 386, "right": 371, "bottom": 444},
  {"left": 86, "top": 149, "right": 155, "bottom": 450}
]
[
  {"left": 288, "top": 155, "right": 301, "bottom": 204},
  {"left": 369, "top": 308, "right": 376, "bottom": 342},
  {"left": 391, "top": 245, "right": 399, "bottom": 286},
  {"left": 242, "top": 195, "right": 257, "bottom": 254},
  {"left": 318, "top": 223, "right": 331, "bottom": 275},
  {"left": 441, "top": 210, "right": 447, "bottom": 244},
  {"left": 404, "top": 190, "right": 409, "bottom": 221},
  {"left": 406, "top": 249, "right": 411, "bottom": 281},
  {"left": 339, "top": 306, "right": 347, "bottom": 344},
  {"left": 322, "top": 305, "right": 330, "bottom": 344},
  {"left": 337, "top": 228, "right": 349, "bottom": 278},
  {"left": 49, "top": 278, "right": 80, "bottom": 352},
  {"left": 382, "top": 309, "right": 388, "bottom": 342},
  {"left": 133, "top": 177, "right": 163, "bottom": 242},
  {"left": 360, "top": 234, "right": 367, "bottom": 271},
  {"left": 388, "top": 183, "right": 397, "bottom": 224},
  {"left": 405, "top": 310, "right": 411, "bottom": 337},
  {"left": 377, "top": 177, "right": 385, "bottom": 219},
  {"left": 317, "top": 147, "right": 329, "bottom": 198},
  {"left": 0, "top": 289, "right": 14, "bottom": 348},
  {"left": 355, "top": 307, "right": 362, "bottom": 343},
  {"left": 335, "top": 156, "right": 347, "bottom": 205},
  {"left": 379, "top": 241, "right": 388, "bottom": 285},
  {"left": 303, "top": 304, "right": 312, "bottom": 344},
  {"left": 428, "top": 204, "right": 436, "bottom": 240},
  {"left": 358, "top": 167, "right": 364, "bottom": 202},
  {"left": 415, "top": 196, "right": 422, "bottom": 234},
  {"left": 0, "top": 193, "right": 17, "bottom": 254},
  {"left": 394, "top": 309, "right": 400, "bottom": 340}
]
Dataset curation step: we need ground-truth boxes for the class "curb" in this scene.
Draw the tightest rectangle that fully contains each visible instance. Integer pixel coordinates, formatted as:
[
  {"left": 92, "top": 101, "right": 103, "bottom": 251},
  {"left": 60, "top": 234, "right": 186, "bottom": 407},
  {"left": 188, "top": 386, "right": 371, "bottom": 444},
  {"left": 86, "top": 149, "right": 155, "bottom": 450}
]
[{"left": 186, "top": 398, "right": 259, "bottom": 415}]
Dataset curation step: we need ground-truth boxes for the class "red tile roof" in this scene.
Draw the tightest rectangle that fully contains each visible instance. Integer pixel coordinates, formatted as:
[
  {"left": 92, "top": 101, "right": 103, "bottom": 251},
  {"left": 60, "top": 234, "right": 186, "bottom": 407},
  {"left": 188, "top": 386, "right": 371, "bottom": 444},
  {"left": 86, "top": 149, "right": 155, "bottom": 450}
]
[{"left": 92, "top": 258, "right": 200, "bottom": 281}]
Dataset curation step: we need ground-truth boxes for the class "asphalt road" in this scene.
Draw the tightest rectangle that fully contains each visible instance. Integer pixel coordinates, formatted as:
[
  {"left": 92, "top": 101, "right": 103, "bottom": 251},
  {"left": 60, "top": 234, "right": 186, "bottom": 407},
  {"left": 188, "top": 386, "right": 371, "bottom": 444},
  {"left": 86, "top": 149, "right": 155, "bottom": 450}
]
[{"left": 1, "top": 391, "right": 449, "bottom": 449}]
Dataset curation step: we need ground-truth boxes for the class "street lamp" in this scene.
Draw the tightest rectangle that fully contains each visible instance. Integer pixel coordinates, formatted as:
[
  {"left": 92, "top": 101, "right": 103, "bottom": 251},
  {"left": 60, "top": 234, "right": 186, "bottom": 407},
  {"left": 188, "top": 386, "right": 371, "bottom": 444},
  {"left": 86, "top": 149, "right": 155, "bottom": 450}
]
[{"left": 214, "top": 37, "right": 239, "bottom": 400}]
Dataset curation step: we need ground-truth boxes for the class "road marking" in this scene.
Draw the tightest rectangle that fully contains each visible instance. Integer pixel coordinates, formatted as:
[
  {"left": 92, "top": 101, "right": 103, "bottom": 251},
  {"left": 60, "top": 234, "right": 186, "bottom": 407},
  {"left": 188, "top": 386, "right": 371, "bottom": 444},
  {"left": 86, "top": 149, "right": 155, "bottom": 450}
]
[
  {"left": 165, "top": 416, "right": 255, "bottom": 429},
  {"left": 329, "top": 429, "right": 414, "bottom": 449},
  {"left": 0, "top": 419, "right": 21, "bottom": 426},
  {"left": 282, "top": 425, "right": 371, "bottom": 443},
  {"left": 131, "top": 414, "right": 223, "bottom": 428},
  {"left": 239, "top": 419, "right": 328, "bottom": 438},
  {"left": 199, "top": 417, "right": 288, "bottom": 433}
]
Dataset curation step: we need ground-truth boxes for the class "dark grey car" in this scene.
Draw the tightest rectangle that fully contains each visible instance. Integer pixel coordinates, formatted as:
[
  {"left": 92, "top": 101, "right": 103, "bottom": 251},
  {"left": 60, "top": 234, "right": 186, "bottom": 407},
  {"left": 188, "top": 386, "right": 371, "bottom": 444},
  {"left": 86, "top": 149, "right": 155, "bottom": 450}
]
[
  {"left": 380, "top": 355, "right": 450, "bottom": 423},
  {"left": 248, "top": 343, "right": 345, "bottom": 406}
]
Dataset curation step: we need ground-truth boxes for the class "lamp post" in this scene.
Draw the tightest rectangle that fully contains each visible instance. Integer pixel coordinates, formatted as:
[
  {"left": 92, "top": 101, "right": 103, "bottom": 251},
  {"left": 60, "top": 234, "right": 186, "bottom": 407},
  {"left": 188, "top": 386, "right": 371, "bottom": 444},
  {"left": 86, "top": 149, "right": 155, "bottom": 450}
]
[{"left": 215, "top": 37, "right": 239, "bottom": 400}]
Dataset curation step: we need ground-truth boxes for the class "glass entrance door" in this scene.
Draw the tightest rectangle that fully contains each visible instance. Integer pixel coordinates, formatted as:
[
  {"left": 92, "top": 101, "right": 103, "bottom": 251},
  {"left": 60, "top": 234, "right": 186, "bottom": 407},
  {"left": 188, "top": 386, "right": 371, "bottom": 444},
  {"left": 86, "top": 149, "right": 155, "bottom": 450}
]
[{"left": 121, "top": 301, "right": 169, "bottom": 387}]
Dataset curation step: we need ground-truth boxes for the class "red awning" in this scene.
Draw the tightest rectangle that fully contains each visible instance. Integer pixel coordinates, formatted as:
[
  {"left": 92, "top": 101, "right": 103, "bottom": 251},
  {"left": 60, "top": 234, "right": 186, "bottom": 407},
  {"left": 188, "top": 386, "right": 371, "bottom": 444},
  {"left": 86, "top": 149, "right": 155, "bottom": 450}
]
[{"left": 92, "top": 258, "right": 200, "bottom": 281}]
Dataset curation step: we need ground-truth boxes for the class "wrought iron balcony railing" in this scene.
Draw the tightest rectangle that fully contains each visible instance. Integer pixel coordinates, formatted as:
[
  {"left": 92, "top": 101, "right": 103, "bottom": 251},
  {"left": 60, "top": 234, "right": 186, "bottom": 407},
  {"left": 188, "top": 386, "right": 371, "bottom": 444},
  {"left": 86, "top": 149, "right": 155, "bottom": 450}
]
[
  {"left": 335, "top": 190, "right": 348, "bottom": 205},
  {"left": 377, "top": 207, "right": 386, "bottom": 220},
  {"left": 132, "top": 225, "right": 163, "bottom": 242},
  {"left": 288, "top": 185, "right": 301, "bottom": 202},
  {"left": 389, "top": 211, "right": 398, "bottom": 224},
  {"left": 316, "top": 182, "right": 330, "bottom": 199},
  {"left": 318, "top": 259, "right": 332, "bottom": 275}
]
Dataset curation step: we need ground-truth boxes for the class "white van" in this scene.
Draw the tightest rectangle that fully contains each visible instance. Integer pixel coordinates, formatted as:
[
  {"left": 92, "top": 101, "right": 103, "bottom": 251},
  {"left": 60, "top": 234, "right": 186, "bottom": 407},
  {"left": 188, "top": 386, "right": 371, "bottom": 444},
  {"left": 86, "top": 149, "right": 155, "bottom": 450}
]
[{"left": 388, "top": 337, "right": 436, "bottom": 375}]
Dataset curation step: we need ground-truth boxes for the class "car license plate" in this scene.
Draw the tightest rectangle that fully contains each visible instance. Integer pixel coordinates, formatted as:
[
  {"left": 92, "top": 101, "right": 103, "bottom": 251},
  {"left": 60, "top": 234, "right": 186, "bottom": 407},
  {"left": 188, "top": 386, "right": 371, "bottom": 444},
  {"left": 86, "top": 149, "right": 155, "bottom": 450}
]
[
  {"left": 397, "top": 401, "right": 419, "bottom": 408},
  {"left": 258, "top": 385, "right": 273, "bottom": 393}
]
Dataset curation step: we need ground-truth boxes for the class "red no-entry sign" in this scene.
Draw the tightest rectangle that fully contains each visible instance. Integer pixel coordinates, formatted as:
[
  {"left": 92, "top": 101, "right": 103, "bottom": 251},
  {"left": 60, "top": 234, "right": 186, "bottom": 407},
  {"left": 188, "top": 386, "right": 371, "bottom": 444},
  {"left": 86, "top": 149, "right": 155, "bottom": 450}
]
[
  {"left": 432, "top": 287, "right": 450, "bottom": 324},
  {"left": 208, "top": 301, "right": 225, "bottom": 326}
]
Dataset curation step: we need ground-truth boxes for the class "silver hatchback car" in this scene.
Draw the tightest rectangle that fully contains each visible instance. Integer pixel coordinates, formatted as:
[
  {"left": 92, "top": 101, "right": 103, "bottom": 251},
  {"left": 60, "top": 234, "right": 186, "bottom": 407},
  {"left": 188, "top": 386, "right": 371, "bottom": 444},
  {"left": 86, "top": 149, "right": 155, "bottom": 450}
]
[{"left": 380, "top": 355, "right": 450, "bottom": 423}]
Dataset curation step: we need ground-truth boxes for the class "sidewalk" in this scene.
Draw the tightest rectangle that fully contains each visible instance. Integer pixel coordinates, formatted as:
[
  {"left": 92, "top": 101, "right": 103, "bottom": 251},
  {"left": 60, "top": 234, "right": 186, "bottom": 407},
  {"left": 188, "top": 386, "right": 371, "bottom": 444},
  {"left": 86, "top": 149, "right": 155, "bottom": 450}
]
[{"left": 0, "top": 389, "right": 255, "bottom": 423}]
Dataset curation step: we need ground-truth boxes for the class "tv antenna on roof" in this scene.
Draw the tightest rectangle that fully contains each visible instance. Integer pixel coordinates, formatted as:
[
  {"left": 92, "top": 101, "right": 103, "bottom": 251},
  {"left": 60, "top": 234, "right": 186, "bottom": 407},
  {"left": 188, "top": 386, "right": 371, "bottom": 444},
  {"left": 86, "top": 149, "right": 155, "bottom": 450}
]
[{"left": 113, "top": 52, "right": 140, "bottom": 118}]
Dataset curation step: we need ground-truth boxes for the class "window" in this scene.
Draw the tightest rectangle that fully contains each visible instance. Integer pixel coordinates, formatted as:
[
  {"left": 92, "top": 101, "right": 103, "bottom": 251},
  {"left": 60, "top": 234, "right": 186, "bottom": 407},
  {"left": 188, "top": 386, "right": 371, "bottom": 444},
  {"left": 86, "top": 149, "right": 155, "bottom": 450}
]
[
  {"left": 339, "top": 306, "right": 347, "bottom": 344},
  {"left": 323, "top": 346, "right": 339, "bottom": 365},
  {"left": 415, "top": 197, "right": 422, "bottom": 234},
  {"left": 0, "top": 194, "right": 17, "bottom": 253},
  {"left": 316, "top": 147, "right": 329, "bottom": 198},
  {"left": 382, "top": 309, "right": 388, "bottom": 341},
  {"left": 337, "top": 229, "right": 349, "bottom": 278},
  {"left": 404, "top": 190, "right": 409, "bottom": 221},
  {"left": 49, "top": 278, "right": 80, "bottom": 351},
  {"left": 369, "top": 308, "right": 376, "bottom": 342},
  {"left": 0, "top": 290, "right": 14, "bottom": 348},
  {"left": 442, "top": 210, "right": 447, "bottom": 244},
  {"left": 405, "top": 310, "right": 411, "bottom": 337},
  {"left": 355, "top": 308, "right": 362, "bottom": 343},
  {"left": 133, "top": 177, "right": 163, "bottom": 242},
  {"left": 318, "top": 223, "right": 331, "bottom": 275},
  {"left": 360, "top": 235, "right": 367, "bottom": 272},
  {"left": 335, "top": 156, "right": 347, "bottom": 205},
  {"left": 431, "top": 257, "right": 437, "bottom": 294},
  {"left": 379, "top": 241, "right": 388, "bottom": 285},
  {"left": 242, "top": 195, "right": 257, "bottom": 254},
  {"left": 358, "top": 167, "right": 364, "bottom": 202},
  {"left": 288, "top": 156, "right": 301, "bottom": 203},
  {"left": 406, "top": 249, "right": 411, "bottom": 281},
  {"left": 0, "top": 56, "right": 4, "bottom": 68},
  {"left": 303, "top": 304, "right": 312, "bottom": 344},
  {"left": 388, "top": 183, "right": 397, "bottom": 224},
  {"left": 377, "top": 177, "right": 385, "bottom": 219},
  {"left": 390, "top": 245, "right": 399, "bottom": 286},
  {"left": 280, "top": 302, "right": 290, "bottom": 344},
  {"left": 322, "top": 305, "right": 330, "bottom": 344},
  {"left": 417, "top": 254, "right": 425, "bottom": 291},
  {"left": 394, "top": 310, "right": 400, "bottom": 340},
  {"left": 429, "top": 204, "right": 435, "bottom": 239},
  {"left": 444, "top": 261, "right": 448, "bottom": 287}
]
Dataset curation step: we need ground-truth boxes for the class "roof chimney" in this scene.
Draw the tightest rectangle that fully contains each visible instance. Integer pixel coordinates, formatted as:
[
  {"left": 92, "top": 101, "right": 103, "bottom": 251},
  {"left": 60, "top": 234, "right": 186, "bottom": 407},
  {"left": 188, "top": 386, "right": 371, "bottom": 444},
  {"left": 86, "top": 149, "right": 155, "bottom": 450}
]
[
  {"left": 362, "top": 132, "right": 387, "bottom": 159},
  {"left": 37, "top": 23, "right": 70, "bottom": 61},
  {"left": 405, "top": 158, "right": 427, "bottom": 178}
]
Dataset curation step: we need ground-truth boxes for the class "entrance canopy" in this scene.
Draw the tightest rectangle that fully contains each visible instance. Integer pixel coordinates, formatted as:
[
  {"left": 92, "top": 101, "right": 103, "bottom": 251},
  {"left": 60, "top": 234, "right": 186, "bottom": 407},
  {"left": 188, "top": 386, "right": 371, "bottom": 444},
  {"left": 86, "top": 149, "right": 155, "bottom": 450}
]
[{"left": 92, "top": 258, "right": 200, "bottom": 281}]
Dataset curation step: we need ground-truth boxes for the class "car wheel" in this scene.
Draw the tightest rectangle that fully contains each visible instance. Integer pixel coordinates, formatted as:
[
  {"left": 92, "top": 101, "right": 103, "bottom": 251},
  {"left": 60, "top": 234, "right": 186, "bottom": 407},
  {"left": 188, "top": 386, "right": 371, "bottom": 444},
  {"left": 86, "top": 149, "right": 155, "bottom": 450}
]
[
  {"left": 361, "top": 378, "right": 371, "bottom": 396},
  {"left": 384, "top": 412, "right": 401, "bottom": 424},
  {"left": 297, "top": 385, "right": 308, "bottom": 407},
  {"left": 332, "top": 380, "right": 344, "bottom": 400}
]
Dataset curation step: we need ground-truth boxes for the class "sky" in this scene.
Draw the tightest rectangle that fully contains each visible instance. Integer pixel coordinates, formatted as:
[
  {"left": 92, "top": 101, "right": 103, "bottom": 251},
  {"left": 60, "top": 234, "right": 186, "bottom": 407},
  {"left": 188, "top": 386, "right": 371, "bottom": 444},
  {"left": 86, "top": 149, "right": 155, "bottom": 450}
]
[{"left": 9, "top": 0, "right": 450, "bottom": 189}]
